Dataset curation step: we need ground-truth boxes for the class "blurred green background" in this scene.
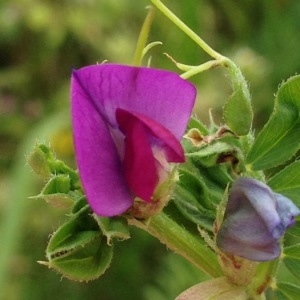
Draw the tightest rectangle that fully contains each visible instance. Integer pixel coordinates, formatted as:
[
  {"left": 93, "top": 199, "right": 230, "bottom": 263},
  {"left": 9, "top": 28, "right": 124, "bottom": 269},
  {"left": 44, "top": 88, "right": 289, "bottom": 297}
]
[{"left": 1, "top": 0, "right": 300, "bottom": 299}]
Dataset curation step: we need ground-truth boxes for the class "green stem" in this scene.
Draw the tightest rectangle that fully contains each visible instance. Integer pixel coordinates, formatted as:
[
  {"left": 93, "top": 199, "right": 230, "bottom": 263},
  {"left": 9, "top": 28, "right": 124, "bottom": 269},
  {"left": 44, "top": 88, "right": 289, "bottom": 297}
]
[
  {"left": 247, "top": 260, "right": 279, "bottom": 297},
  {"left": 150, "top": 0, "right": 223, "bottom": 60},
  {"left": 133, "top": 6, "right": 155, "bottom": 66},
  {"left": 180, "top": 59, "right": 225, "bottom": 79},
  {"left": 129, "top": 212, "right": 223, "bottom": 278}
]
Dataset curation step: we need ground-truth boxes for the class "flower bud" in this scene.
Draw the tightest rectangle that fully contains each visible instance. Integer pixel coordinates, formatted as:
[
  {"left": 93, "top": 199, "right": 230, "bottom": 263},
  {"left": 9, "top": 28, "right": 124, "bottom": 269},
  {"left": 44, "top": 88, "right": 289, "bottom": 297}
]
[
  {"left": 27, "top": 143, "right": 53, "bottom": 177},
  {"left": 41, "top": 205, "right": 113, "bottom": 281},
  {"left": 32, "top": 174, "right": 74, "bottom": 209},
  {"left": 216, "top": 177, "right": 300, "bottom": 261}
]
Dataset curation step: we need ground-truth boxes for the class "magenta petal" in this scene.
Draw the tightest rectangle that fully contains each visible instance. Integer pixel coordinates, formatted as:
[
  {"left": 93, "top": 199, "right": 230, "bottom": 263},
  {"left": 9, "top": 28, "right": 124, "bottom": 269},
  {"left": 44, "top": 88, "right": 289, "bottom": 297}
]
[
  {"left": 117, "top": 109, "right": 185, "bottom": 162},
  {"left": 71, "top": 71, "right": 133, "bottom": 217},
  {"left": 71, "top": 64, "right": 196, "bottom": 140},
  {"left": 116, "top": 109, "right": 157, "bottom": 201}
]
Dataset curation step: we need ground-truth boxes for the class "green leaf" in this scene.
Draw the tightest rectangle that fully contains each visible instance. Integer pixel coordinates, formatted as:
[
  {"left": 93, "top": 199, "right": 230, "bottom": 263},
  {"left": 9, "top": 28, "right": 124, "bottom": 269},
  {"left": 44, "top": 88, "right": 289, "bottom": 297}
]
[
  {"left": 177, "top": 166, "right": 214, "bottom": 210},
  {"left": 44, "top": 205, "right": 113, "bottom": 281},
  {"left": 31, "top": 174, "right": 75, "bottom": 208},
  {"left": 198, "top": 164, "right": 234, "bottom": 190},
  {"left": 47, "top": 235, "right": 112, "bottom": 282},
  {"left": 223, "top": 61, "right": 253, "bottom": 136},
  {"left": 28, "top": 142, "right": 81, "bottom": 189},
  {"left": 247, "top": 75, "right": 300, "bottom": 170},
  {"left": 268, "top": 160, "right": 300, "bottom": 206},
  {"left": 72, "top": 195, "right": 88, "bottom": 213},
  {"left": 42, "top": 174, "right": 71, "bottom": 194},
  {"left": 187, "top": 116, "right": 209, "bottom": 135},
  {"left": 173, "top": 188, "right": 215, "bottom": 231},
  {"left": 186, "top": 141, "right": 238, "bottom": 167},
  {"left": 266, "top": 282, "right": 300, "bottom": 300},
  {"left": 27, "top": 143, "right": 53, "bottom": 177},
  {"left": 34, "top": 193, "right": 74, "bottom": 209},
  {"left": 285, "top": 222, "right": 300, "bottom": 239},
  {"left": 94, "top": 216, "right": 130, "bottom": 244},
  {"left": 173, "top": 166, "right": 216, "bottom": 230},
  {"left": 223, "top": 86, "right": 253, "bottom": 136},
  {"left": 282, "top": 244, "right": 300, "bottom": 281},
  {"left": 186, "top": 163, "right": 232, "bottom": 207}
]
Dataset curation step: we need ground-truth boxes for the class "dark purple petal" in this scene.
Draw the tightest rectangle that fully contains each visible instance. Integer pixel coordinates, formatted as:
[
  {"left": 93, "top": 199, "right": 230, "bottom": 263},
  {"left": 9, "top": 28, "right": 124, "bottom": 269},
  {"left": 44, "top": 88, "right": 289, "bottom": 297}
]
[
  {"left": 116, "top": 108, "right": 184, "bottom": 161},
  {"left": 116, "top": 109, "right": 157, "bottom": 202},
  {"left": 216, "top": 177, "right": 300, "bottom": 261},
  {"left": 71, "top": 64, "right": 196, "bottom": 140},
  {"left": 116, "top": 108, "right": 184, "bottom": 202}
]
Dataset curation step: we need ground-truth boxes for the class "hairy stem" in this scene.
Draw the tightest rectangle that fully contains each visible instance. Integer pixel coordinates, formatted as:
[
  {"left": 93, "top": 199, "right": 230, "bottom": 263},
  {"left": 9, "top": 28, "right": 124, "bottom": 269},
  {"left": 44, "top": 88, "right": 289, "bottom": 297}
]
[{"left": 129, "top": 212, "right": 223, "bottom": 277}]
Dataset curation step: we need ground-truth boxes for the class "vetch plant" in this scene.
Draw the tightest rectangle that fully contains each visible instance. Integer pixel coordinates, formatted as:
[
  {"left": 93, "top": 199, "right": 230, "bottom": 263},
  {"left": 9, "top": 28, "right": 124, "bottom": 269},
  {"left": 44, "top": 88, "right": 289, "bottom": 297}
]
[{"left": 28, "top": 1, "right": 300, "bottom": 298}]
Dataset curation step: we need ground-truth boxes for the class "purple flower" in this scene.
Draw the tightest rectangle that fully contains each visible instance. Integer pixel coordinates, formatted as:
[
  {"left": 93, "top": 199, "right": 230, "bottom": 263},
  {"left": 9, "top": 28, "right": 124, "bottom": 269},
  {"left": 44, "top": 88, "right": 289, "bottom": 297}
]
[
  {"left": 216, "top": 177, "right": 300, "bottom": 261},
  {"left": 71, "top": 64, "right": 196, "bottom": 217}
]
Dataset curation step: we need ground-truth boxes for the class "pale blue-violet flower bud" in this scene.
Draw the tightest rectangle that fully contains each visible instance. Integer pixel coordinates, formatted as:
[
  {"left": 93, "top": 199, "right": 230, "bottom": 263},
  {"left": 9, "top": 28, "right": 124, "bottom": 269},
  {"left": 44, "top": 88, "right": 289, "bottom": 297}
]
[{"left": 216, "top": 177, "right": 300, "bottom": 261}]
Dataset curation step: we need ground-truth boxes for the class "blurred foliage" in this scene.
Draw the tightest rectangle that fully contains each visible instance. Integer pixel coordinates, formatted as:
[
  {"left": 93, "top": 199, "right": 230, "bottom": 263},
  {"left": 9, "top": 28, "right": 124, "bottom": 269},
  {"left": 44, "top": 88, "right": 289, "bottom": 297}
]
[{"left": 1, "top": 0, "right": 300, "bottom": 299}]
